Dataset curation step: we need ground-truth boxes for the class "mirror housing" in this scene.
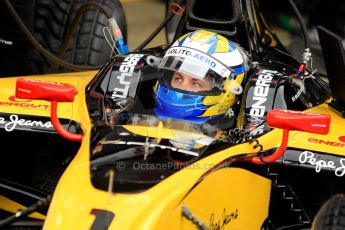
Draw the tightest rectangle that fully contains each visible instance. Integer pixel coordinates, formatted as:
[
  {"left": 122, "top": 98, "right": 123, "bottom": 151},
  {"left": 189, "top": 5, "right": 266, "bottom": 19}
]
[
  {"left": 250, "top": 109, "right": 331, "bottom": 165},
  {"left": 15, "top": 78, "right": 82, "bottom": 142},
  {"left": 16, "top": 78, "right": 78, "bottom": 102},
  {"left": 267, "top": 109, "right": 331, "bottom": 134}
]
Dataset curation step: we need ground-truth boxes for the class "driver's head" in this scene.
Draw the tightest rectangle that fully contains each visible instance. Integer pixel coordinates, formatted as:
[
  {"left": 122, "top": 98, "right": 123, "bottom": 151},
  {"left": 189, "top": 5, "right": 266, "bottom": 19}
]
[
  {"left": 171, "top": 71, "right": 213, "bottom": 92},
  {"left": 154, "top": 29, "right": 247, "bottom": 123}
]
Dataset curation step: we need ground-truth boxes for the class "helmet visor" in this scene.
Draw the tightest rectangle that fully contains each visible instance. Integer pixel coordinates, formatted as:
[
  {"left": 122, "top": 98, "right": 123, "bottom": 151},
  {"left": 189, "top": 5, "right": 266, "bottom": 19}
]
[
  {"left": 160, "top": 56, "right": 224, "bottom": 91},
  {"left": 159, "top": 69, "right": 223, "bottom": 96},
  {"left": 160, "top": 46, "right": 234, "bottom": 80}
]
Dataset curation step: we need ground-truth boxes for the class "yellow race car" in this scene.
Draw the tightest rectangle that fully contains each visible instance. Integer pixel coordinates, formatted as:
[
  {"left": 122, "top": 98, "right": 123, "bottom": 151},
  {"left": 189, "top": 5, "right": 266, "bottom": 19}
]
[{"left": 1, "top": 0, "right": 345, "bottom": 229}]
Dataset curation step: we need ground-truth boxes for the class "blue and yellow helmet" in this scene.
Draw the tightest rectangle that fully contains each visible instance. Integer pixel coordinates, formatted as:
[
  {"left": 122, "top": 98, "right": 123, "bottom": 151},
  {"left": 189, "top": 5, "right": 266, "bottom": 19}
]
[{"left": 154, "top": 30, "right": 247, "bottom": 123}]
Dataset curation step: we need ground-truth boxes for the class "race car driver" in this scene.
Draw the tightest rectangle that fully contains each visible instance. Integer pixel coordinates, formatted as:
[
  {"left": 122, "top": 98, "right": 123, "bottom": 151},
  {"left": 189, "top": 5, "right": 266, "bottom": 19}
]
[{"left": 152, "top": 29, "right": 248, "bottom": 150}]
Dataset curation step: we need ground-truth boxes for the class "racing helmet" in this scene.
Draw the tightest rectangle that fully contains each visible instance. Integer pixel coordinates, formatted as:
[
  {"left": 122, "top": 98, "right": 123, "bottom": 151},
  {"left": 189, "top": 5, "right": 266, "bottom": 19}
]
[{"left": 154, "top": 29, "right": 247, "bottom": 123}]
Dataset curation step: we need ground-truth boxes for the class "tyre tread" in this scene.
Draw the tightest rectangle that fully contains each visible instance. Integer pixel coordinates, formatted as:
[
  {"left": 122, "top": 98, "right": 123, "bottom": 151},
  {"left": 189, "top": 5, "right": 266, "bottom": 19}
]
[
  {"left": 33, "top": 0, "right": 126, "bottom": 73},
  {"left": 312, "top": 194, "right": 345, "bottom": 229}
]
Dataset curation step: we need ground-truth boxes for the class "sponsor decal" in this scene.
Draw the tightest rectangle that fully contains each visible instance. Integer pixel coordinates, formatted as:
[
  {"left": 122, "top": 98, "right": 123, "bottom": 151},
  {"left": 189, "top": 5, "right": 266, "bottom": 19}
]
[
  {"left": 249, "top": 70, "right": 276, "bottom": 117},
  {"left": 90, "top": 209, "right": 114, "bottom": 230},
  {"left": 0, "top": 38, "right": 13, "bottom": 46},
  {"left": 339, "top": 136, "right": 345, "bottom": 143},
  {"left": 8, "top": 96, "right": 32, "bottom": 102},
  {"left": 166, "top": 47, "right": 217, "bottom": 67},
  {"left": 111, "top": 54, "right": 144, "bottom": 100},
  {"left": 280, "top": 109, "right": 324, "bottom": 117},
  {"left": 246, "top": 70, "right": 278, "bottom": 136},
  {"left": 21, "top": 78, "right": 64, "bottom": 86},
  {"left": 164, "top": 46, "right": 231, "bottom": 78},
  {"left": 310, "top": 123, "right": 327, "bottom": 128},
  {"left": 0, "top": 114, "right": 52, "bottom": 132},
  {"left": 308, "top": 138, "right": 345, "bottom": 148},
  {"left": 299, "top": 151, "right": 345, "bottom": 177},
  {"left": 291, "top": 86, "right": 304, "bottom": 102},
  {"left": 0, "top": 96, "right": 50, "bottom": 111},
  {"left": 209, "top": 208, "right": 238, "bottom": 230},
  {"left": 245, "top": 116, "right": 266, "bottom": 136}
]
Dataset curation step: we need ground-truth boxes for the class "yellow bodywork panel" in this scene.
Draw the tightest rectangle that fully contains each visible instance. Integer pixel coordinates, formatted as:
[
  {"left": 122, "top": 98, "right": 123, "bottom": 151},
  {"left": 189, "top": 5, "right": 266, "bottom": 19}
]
[
  {"left": 43, "top": 126, "right": 273, "bottom": 229},
  {"left": 0, "top": 71, "right": 96, "bottom": 120},
  {"left": 288, "top": 103, "right": 345, "bottom": 155},
  {"left": 165, "top": 168, "right": 271, "bottom": 229}
]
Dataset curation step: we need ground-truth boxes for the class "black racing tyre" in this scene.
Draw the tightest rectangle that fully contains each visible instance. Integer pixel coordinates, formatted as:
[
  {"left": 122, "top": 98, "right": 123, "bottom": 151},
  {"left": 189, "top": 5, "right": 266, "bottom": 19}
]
[
  {"left": 33, "top": 0, "right": 127, "bottom": 73},
  {"left": 312, "top": 193, "right": 345, "bottom": 230}
]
